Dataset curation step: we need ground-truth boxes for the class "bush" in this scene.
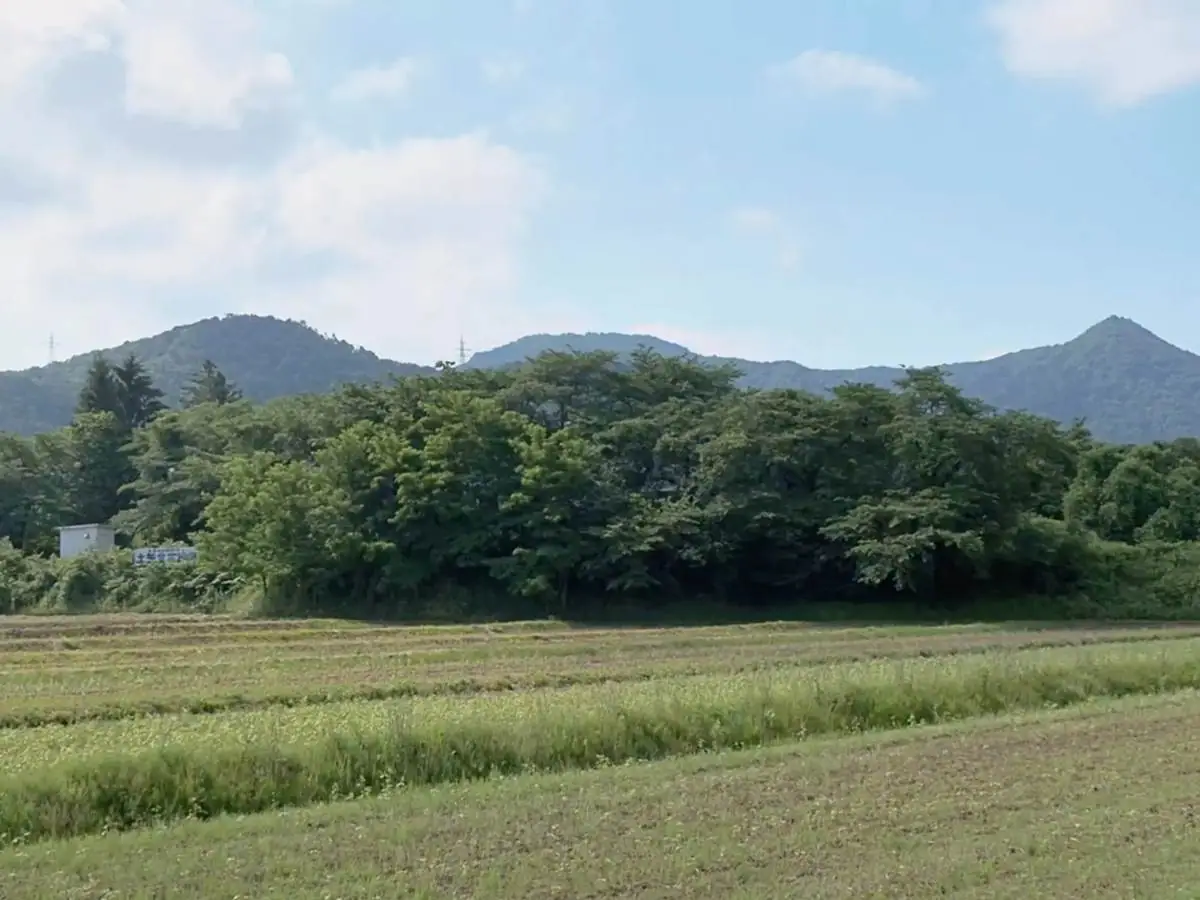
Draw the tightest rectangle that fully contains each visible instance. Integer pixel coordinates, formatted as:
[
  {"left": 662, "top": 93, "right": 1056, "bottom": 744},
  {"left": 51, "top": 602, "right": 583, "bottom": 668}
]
[
  {"left": 1074, "top": 540, "right": 1200, "bottom": 619},
  {"left": 0, "top": 540, "right": 55, "bottom": 613},
  {"left": 990, "top": 516, "right": 1098, "bottom": 595},
  {"left": 0, "top": 546, "right": 238, "bottom": 614}
]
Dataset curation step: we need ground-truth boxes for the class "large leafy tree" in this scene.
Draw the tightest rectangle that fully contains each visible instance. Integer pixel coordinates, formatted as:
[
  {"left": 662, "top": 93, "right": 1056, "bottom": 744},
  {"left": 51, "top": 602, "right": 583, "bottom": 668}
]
[{"left": 62, "top": 412, "right": 135, "bottom": 526}]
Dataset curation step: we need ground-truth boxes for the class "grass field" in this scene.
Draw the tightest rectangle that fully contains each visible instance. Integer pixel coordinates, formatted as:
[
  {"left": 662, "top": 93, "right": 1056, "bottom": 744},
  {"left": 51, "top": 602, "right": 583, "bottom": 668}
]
[{"left": 1, "top": 614, "right": 1198, "bottom": 897}]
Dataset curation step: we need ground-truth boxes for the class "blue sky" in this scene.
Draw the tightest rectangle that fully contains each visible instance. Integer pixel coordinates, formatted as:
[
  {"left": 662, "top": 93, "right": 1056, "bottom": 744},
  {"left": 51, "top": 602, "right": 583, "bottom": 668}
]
[{"left": 1, "top": 0, "right": 1199, "bottom": 370}]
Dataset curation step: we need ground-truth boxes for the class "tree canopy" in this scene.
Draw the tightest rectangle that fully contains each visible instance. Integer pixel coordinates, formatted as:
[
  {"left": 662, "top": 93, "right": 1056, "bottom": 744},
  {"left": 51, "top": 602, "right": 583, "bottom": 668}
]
[
  {"left": 6, "top": 314, "right": 1200, "bottom": 443},
  {"left": 2, "top": 349, "right": 1199, "bottom": 619}
]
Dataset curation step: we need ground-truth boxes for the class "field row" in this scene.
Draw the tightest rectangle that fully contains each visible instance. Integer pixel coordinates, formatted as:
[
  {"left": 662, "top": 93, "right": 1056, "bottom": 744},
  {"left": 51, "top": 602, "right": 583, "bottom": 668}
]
[
  {"left": 12, "top": 612, "right": 1160, "bottom": 639},
  {"left": 7, "top": 637, "right": 1200, "bottom": 774},
  {"left": 1, "top": 623, "right": 1197, "bottom": 727},
  {"left": 3, "top": 690, "right": 1198, "bottom": 897},
  {"left": 2, "top": 637, "right": 1200, "bottom": 843},
  {"left": 5, "top": 614, "right": 1198, "bottom": 655}
]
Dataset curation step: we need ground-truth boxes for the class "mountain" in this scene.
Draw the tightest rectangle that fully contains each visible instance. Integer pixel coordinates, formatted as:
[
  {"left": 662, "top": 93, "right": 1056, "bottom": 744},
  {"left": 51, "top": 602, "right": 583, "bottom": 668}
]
[
  {"left": 0, "top": 315, "right": 433, "bottom": 435},
  {"left": 467, "top": 317, "right": 1200, "bottom": 445},
  {"left": 1, "top": 314, "right": 1197, "bottom": 444},
  {"left": 465, "top": 332, "right": 693, "bottom": 368}
]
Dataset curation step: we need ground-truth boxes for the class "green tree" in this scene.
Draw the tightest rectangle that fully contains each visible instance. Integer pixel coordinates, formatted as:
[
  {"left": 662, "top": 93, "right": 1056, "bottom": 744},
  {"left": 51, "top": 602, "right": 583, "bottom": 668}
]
[
  {"left": 495, "top": 426, "right": 619, "bottom": 611},
  {"left": 63, "top": 412, "right": 134, "bottom": 525},
  {"left": 198, "top": 452, "right": 355, "bottom": 613},
  {"left": 76, "top": 355, "right": 122, "bottom": 420},
  {"left": 113, "top": 354, "right": 165, "bottom": 429},
  {"left": 0, "top": 436, "right": 45, "bottom": 550},
  {"left": 116, "top": 399, "right": 305, "bottom": 544},
  {"left": 818, "top": 368, "right": 1066, "bottom": 602},
  {"left": 181, "top": 360, "right": 243, "bottom": 408}
]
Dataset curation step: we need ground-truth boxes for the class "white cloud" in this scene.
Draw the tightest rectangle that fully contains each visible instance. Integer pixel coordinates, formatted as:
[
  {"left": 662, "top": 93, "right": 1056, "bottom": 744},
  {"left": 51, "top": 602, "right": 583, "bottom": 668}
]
[
  {"left": 770, "top": 50, "right": 925, "bottom": 103},
  {"left": 120, "top": 2, "right": 293, "bottom": 127},
  {"left": 0, "top": 0, "right": 293, "bottom": 128},
  {"left": 330, "top": 57, "right": 420, "bottom": 103},
  {"left": 0, "top": 0, "right": 124, "bottom": 94},
  {"left": 731, "top": 206, "right": 800, "bottom": 270},
  {"left": 0, "top": 1, "right": 551, "bottom": 370},
  {"left": 481, "top": 57, "right": 526, "bottom": 86},
  {"left": 987, "top": 0, "right": 1200, "bottom": 106},
  {"left": 731, "top": 206, "right": 780, "bottom": 233}
]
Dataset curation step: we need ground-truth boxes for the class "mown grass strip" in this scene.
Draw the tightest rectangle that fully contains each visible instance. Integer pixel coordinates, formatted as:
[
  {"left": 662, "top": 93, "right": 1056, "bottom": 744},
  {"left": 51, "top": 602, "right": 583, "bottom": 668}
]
[
  {"left": 4, "top": 629, "right": 1198, "bottom": 730},
  {"left": 3, "top": 640, "right": 1200, "bottom": 843},
  {"left": 5, "top": 691, "right": 1194, "bottom": 899}
]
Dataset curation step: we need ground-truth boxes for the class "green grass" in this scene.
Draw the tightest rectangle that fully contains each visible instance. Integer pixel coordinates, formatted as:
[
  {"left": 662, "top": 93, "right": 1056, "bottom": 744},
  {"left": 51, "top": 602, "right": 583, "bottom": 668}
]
[
  {"left": 4, "top": 637, "right": 1200, "bottom": 843},
  {"left": 3, "top": 690, "right": 1198, "bottom": 898}
]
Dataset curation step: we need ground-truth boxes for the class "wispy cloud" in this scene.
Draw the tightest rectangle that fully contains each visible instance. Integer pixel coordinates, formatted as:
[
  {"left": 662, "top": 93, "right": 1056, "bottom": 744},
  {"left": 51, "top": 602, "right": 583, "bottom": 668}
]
[
  {"left": 0, "top": 0, "right": 551, "bottom": 369},
  {"left": 509, "top": 91, "right": 574, "bottom": 134},
  {"left": 330, "top": 58, "right": 420, "bottom": 103},
  {"left": 481, "top": 57, "right": 526, "bottom": 86},
  {"left": 731, "top": 207, "right": 780, "bottom": 232},
  {"left": 731, "top": 206, "right": 801, "bottom": 270},
  {"left": 770, "top": 50, "right": 925, "bottom": 104},
  {"left": 987, "top": 0, "right": 1200, "bottom": 107}
]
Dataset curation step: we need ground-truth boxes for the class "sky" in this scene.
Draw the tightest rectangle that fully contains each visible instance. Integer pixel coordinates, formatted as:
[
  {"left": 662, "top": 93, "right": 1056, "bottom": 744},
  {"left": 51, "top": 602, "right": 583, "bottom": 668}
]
[{"left": 1, "top": 0, "right": 1199, "bottom": 371}]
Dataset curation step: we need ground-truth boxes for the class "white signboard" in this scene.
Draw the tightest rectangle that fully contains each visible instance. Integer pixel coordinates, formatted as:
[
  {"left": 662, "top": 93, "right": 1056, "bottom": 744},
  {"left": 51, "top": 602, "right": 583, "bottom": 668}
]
[{"left": 133, "top": 547, "right": 199, "bottom": 565}]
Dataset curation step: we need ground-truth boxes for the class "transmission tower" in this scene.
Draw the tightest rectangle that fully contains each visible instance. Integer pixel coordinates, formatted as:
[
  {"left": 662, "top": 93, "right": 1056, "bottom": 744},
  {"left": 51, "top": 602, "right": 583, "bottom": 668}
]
[
  {"left": 458, "top": 335, "right": 470, "bottom": 366},
  {"left": 48, "top": 333, "right": 55, "bottom": 363}
]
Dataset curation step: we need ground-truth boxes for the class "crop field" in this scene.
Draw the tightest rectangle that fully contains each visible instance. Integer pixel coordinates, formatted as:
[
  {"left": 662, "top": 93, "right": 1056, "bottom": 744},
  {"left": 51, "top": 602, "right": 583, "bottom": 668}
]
[{"left": 1, "top": 614, "right": 1199, "bottom": 897}]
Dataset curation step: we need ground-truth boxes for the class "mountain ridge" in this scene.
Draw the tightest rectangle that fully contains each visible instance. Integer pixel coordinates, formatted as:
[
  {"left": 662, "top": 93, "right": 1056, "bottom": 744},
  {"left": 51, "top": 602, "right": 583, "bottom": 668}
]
[
  {"left": 1, "top": 314, "right": 1196, "bottom": 444},
  {"left": 0, "top": 315, "right": 432, "bottom": 435}
]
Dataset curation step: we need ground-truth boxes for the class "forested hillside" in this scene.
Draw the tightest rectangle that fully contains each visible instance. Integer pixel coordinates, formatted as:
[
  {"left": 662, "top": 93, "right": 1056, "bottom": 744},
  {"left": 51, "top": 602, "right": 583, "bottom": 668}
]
[
  {"left": 473, "top": 318, "right": 1200, "bottom": 444},
  {"left": 0, "top": 315, "right": 432, "bottom": 435},
  {"left": 5, "top": 314, "right": 1200, "bottom": 442},
  {"left": 3, "top": 348, "right": 1200, "bottom": 620}
]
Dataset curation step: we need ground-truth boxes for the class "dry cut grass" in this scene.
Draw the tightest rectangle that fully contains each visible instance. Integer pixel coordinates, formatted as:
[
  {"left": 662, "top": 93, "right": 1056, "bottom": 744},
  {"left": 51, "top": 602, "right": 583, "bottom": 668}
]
[{"left": 2, "top": 617, "right": 1197, "bottom": 727}]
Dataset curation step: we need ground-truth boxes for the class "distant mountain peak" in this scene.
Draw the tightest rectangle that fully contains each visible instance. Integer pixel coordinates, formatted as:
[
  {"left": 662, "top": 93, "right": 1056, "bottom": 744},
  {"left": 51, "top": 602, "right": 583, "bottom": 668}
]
[
  {"left": 464, "top": 331, "right": 693, "bottom": 369},
  {"left": 1075, "top": 315, "right": 1167, "bottom": 344}
]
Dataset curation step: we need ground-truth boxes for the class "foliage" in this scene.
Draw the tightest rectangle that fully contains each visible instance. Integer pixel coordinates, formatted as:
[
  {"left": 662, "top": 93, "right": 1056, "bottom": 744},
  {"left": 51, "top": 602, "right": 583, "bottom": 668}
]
[
  {"left": 5, "top": 313, "right": 1200, "bottom": 442},
  {"left": 181, "top": 360, "right": 243, "bottom": 408},
  {"left": 112, "top": 354, "right": 167, "bottom": 429},
  {"left": 0, "top": 542, "right": 235, "bottom": 614},
  {"left": 75, "top": 355, "right": 122, "bottom": 422},
  {"left": 4, "top": 344, "right": 1200, "bottom": 618}
]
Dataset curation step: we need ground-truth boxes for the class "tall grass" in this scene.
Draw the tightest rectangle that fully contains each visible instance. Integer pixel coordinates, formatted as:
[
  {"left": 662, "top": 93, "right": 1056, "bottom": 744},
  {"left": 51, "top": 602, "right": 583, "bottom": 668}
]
[{"left": 1, "top": 640, "right": 1199, "bottom": 843}]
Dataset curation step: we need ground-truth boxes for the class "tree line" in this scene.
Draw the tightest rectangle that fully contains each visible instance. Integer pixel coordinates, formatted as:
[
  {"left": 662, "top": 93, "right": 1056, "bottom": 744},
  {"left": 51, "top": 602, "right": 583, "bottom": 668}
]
[
  {"left": 3, "top": 347, "right": 1200, "bottom": 619},
  {"left": 0, "top": 354, "right": 240, "bottom": 554}
]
